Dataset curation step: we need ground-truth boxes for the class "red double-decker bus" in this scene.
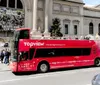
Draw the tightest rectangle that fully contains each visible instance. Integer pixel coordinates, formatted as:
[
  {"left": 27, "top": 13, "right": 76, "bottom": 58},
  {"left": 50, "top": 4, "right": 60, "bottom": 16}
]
[{"left": 10, "top": 28, "right": 100, "bottom": 73}]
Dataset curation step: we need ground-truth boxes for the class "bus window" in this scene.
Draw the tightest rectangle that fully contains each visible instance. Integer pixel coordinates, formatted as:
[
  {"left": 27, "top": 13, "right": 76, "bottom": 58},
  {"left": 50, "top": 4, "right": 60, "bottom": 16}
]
[
  {"left": 19, "top": 30, "right": 29, "bottom": 39},
  {"left": 81, "top": 48, "right": 91, "bottom": 56},
  {"left": 29, "top": 48, "right": 35, "bottom": 60},
  {"left": 35, "top": 49, "right": 58, "bottom": 58},
  {"left": 18, "top": 49, "right": 35, "bottom": 61},
  {"left": 62, "top": 48, "right": 91, "bottom": 56},
  {"left": 19, "top": 51, "right": 28, "bottom": 61},
  {"left": 11, "top": 29, "right": 29, "bottom": 62},
  {"left": 35, "top": 48, "right": 91, "bottom": 58},
  {"left": 62, "top": 48, "right": 82, "bottom": 56}
]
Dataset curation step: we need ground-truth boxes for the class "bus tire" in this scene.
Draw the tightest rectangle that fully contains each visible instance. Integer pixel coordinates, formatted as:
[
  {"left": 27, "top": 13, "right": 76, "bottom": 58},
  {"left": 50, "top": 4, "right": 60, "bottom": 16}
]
[
  {"left": 94, "top": 58, "right": 100, "bottom": 67},
  {"left": 38, "top": 62, "right": 49, "bottom": 73}
]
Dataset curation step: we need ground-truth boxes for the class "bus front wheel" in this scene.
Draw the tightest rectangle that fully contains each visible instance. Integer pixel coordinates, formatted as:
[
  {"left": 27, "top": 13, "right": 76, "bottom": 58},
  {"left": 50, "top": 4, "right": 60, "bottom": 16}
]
[
  {"left": 94, "top": 58, "right": 100, "bottom": 67},
  {"left": 38, "top": 62, "right": 49, "bottom": 73}
]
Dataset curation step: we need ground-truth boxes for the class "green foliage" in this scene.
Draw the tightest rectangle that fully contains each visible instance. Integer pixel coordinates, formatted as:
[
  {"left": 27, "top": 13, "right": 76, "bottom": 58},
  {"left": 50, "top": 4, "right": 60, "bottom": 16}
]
[{"left": 50, "top": 18, "right": 63, "bottom": 37}]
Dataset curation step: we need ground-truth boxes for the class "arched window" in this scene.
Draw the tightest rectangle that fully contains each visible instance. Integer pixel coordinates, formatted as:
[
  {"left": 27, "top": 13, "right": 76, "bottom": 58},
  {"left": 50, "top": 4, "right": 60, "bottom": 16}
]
[
  {"left": 0, "top": 0, "right": 23, "bottom": 9},
  {"left": 89, "top": 22, "right": 94, "bottom": 34},
  {"left": 65, "top": 24, "right": 68, "bottom": 34},
  {"left": 63, "top": 19, "right": 70, "bottom": 35},
  {"left": 74, "top": 25, "right": 77, "bottom": 35},
  {"left": 98, "top": 24, "right": 100, "bottom": 35},
  {"left": 17, "top": 0, "right": 23, "bottom": 9}
]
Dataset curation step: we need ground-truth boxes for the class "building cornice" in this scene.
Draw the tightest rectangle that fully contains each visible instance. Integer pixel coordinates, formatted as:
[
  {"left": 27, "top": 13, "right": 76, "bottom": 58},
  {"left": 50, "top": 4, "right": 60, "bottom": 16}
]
[
  {"left": 84, "top": 16, "right": 100, "bottom": 19},
  {"left": 64, "top": 1, "right": 85, "bottom": 5},
  {"left": 84, "top": 6, "right": 100, "bottom": 12},
  {"left": 54, "top": 0, "right": 85, "bottom": 5}
]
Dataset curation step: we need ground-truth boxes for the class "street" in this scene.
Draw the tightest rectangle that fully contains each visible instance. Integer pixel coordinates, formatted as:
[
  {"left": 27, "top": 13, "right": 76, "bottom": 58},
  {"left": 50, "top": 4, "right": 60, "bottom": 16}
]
[{"left": 0, "top": 65, "right": 100, "bottom": 85}]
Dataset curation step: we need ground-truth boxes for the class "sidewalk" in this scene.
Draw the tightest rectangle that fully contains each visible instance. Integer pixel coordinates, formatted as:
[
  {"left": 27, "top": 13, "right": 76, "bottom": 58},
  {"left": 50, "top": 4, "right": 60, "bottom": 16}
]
[{"left": 0, "top": 63, "right": 10, "bottom": 71}]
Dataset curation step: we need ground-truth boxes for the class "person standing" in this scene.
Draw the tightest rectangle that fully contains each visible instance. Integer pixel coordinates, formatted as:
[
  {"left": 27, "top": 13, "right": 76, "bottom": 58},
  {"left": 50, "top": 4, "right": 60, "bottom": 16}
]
[
  {"left": 3, "top": 49, "right": 8, "bottom": 64},
  {"left": 7, "top": 50, "right": 11, "bottom": 64},
  {"left": 0, "top": 50, "right": 4, "bottom": 63}
]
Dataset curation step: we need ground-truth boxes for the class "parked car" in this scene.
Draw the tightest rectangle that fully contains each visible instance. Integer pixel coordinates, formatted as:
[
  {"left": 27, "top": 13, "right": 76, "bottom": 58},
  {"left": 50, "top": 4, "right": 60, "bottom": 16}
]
[{"left": 92, "top": 74, "right": 100, "bottom": 85}]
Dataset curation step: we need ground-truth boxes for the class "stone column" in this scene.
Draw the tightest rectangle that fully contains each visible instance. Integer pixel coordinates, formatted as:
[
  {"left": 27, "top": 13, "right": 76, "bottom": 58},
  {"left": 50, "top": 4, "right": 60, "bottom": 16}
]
[
  {"left": 48, "top": 0, "right": 53, "bottom": 29},
  {"left": 70, "top": 20, "right": 73, "bottom": 35},
  {"left": 80, "top": 18, "right": 83, "bottom": 36},
  {"left": 31, "top": 0, "right": 38, "bottom": 33},
  {"left": 25, "top": 7, "right": 32, "bottom": 28},
  {"left": 80, "top": 5, "right": 84, "bottom": 37},
  {"left": 60, "top": 19, "right": 64, "bottom": 34},
  {"left": 43, "top": 0, "right": 50, "bottom": 38},
  {"left": 44, "top": 0, "right": 49, "bottom": 33},
  {"left": 7, "top": 0, "right": 9, "bottom": 8},
  {"left": 15, "top": 0, "right": 17, "bottom": 9}
]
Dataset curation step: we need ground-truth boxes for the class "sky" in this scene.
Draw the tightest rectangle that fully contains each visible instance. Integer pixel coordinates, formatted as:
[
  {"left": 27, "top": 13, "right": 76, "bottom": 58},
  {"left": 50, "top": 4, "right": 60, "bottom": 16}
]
[{"left": 83, "top": 0, "right": 100, "bottom": 5}]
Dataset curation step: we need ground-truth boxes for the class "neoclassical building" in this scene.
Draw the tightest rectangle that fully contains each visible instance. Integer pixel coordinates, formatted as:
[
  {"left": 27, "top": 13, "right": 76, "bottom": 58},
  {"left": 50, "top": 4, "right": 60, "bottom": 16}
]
[{"left": 0, "top": 0, "right": 100, "bottom": 41}]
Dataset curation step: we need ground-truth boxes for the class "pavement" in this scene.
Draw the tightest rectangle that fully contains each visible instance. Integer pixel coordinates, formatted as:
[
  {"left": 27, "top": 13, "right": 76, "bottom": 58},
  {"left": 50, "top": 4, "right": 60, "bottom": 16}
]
[{"left": 0, "top": 63, "right": 10, "bottom": 71}]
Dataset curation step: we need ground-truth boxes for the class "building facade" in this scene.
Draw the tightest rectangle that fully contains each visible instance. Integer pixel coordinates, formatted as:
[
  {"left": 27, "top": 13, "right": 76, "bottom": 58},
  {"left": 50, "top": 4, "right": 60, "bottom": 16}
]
[{"left": 0, "top": 0, "right": 100, "bottom": 42}]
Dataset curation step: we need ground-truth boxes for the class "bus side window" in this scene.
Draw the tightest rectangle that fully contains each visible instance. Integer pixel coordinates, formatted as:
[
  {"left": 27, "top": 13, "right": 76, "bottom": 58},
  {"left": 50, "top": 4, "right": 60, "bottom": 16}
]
[
  {"left": 24, "top": 51, "right": 28, "bottom": 60},
  {"left": 81, "top": 48, "right": 91, "bottom": 56},
  {"left": 29, "top": 48, "right": 35, "bottom": 60},
  {"left": 19, "top": 30, "right": 29, "bottom": 39},
  {"left": 35, "top": 49, "right": 63, "bottom": 58},
  {"left": 19, "top": 51, "right": 28, "bottom": 61}
]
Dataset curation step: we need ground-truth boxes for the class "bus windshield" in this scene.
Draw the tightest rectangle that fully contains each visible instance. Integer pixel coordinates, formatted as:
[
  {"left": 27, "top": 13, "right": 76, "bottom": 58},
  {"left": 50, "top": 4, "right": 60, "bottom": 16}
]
[
  {"left": 18, "top": 30, "right": 29, "bottom": 39},
  {"left": 11, "top": 29, "right": 29, "bottom": 62}
]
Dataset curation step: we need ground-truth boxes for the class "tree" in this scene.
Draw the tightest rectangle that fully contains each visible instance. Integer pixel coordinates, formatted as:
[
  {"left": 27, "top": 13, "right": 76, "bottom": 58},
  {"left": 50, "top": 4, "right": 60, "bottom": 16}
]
[{"left": 50, "top": 18, "right": 63, "bottom": 37}]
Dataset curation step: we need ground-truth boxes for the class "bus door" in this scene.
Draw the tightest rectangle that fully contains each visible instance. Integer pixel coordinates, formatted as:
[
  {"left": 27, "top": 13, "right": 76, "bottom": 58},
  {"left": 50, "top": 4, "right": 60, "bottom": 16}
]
[{"left": 18, "top": 48, "right": 35, "bottom": 71}]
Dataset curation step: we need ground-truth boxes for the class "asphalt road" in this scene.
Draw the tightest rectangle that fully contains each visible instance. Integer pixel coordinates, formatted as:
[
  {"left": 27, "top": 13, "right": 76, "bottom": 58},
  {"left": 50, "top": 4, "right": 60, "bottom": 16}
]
[{"left": 0, "top": 66, "right": 100, "bottom": 85}]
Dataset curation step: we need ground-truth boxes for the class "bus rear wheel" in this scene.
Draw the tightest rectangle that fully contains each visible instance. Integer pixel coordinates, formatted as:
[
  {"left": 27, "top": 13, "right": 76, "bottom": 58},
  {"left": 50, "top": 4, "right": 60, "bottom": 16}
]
[
  {"left": 94, "top": 58, "right": 100, "bottom": 67},
  {"left": 38, "top": 63, "right": 49, "bottom": 73}
]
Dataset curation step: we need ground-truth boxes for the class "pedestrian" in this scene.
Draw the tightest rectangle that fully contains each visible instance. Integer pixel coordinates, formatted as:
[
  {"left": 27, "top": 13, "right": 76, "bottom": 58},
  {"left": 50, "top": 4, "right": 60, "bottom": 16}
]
[
  {"left": 0, "top": 50, "right": 4, "bottom": 63},
  {"left": 3, "top": 49, "right": 9, "bottom": 64},
  {"left": 7, "top": 50, "right": 11, "bottom": 64}
]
